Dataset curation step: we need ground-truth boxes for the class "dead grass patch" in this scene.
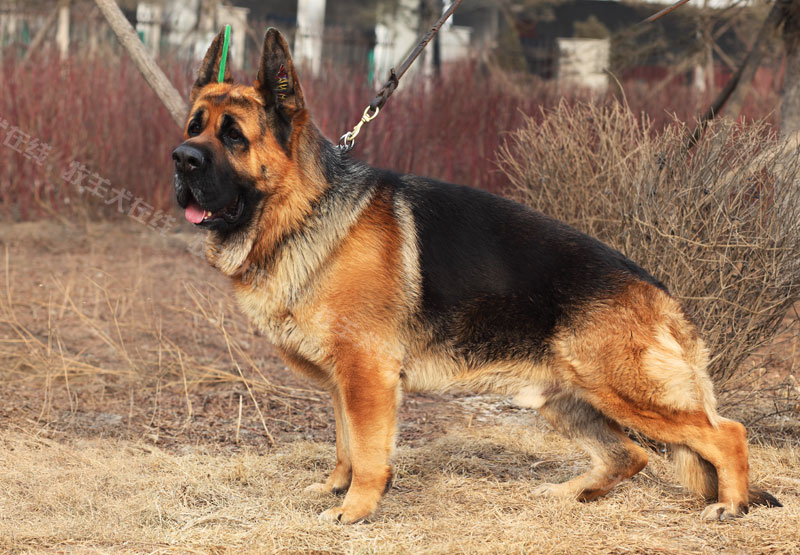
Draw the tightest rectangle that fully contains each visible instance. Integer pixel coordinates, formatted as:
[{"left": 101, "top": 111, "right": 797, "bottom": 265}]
[{"left": 1, "top": 421, "right": 798, "bottom": 554}]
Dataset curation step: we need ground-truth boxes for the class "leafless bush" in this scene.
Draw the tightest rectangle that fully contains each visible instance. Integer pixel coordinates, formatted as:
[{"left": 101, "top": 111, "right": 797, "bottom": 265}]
[{"left": 498, "top": 101, "right": 800, "bottom": 409}]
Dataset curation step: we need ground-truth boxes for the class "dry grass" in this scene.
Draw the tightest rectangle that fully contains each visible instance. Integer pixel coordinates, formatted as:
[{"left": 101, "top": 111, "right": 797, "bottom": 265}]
[
  {"left": 0, "top": 220, "right": 307, "bottom": 397},
  {"left": 1, "top": 221, "right": 798, "bottom": 553},
  {"left": 1, "top": 420, "right": 798, "bottom": 554}
]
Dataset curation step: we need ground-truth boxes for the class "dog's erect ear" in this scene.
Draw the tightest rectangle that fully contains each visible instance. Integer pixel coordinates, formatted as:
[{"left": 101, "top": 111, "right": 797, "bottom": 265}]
[
  {"left": 191, "top": 28, "right": 233, "bottom": 103},
  {"left": 254, "top": 28, "right": 305, "bottom": 118}
]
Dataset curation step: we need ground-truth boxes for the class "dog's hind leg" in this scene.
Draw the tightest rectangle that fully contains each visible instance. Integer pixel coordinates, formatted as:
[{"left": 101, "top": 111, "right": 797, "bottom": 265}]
[
  {"left": 590, "top": 395, "right": 755, "bottom": 520},
  {"left": 552, "top": 281, "right": 779, "bottom": 518},
  {"left": 533, "top": 395, "right": 649, "bottom": 501}
]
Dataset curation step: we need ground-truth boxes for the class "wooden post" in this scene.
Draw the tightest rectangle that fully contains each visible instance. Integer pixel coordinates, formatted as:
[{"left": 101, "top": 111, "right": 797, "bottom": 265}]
[
  {"left": 88, "top": 6, "right": 99, "bottom": 57},
  {"left": 93, "top": 0, "right": 188, "bottom": 128},
  {"left": 56, "top": 0, "right": 70, "bottom": 60},
  {"left": 295, "top": 0, "right": 326, "bottom": 74},
  {"left": 22, "top": 7, "right": 60, "bottom": 65}
]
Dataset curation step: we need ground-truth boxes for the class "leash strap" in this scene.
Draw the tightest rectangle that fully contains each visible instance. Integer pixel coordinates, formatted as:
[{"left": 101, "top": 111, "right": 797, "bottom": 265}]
[
  {"left": 218, "top": 24, "right": 231, "bottom": 83},
  {"left": 640, "top": 0, "right": 691, "bottom": 24},
  {"left": 338, "top": 0, "right": 464, "bottom": 153}
]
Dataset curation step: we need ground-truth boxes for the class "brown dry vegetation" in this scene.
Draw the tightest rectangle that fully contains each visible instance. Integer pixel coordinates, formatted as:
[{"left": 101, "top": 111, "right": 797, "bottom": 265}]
[
  {"left": 1, "top": 219, "right": 799, "bottom": 553},
  {"left": 499, "top": 105, "right": 800, "bottom": 416},
  {"left": 2, "top": 418, "right": 799, "bottom": 553}
]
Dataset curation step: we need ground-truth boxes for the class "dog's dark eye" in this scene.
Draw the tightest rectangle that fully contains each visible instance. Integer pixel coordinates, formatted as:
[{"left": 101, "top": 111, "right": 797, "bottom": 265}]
[
  {"left": 187, "top": 121, "right": 202, "bottom": 137},
  {"left": 227, "top": 128, "right": 243, "bottom": 142}
]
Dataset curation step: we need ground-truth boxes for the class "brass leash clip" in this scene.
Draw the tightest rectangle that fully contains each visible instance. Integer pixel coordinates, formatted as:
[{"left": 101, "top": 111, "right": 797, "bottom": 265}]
[{"left": 338, "top": 105, "right": 380, "bottom": 153}]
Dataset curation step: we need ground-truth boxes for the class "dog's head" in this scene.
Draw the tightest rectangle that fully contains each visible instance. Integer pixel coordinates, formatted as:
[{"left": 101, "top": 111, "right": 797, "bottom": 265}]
[{"left": 173, "top": 28, "right": 321, "bottom": 273}]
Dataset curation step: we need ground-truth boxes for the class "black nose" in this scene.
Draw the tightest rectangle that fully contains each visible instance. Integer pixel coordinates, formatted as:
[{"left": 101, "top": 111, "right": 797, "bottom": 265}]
[{"left": 172, "top": 144, "right": 206, "bottom": 173}]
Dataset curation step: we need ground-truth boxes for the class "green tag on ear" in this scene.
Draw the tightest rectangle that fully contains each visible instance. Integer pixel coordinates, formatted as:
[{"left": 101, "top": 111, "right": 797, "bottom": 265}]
[{"left": 218, "top": 24, "right": 231, "bottom": 83}]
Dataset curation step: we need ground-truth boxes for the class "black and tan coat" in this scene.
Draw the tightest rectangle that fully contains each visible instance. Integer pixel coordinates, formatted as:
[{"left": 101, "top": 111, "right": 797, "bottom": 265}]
[{"left": 171, "top": 28, "right": 781, "bottom": 523}]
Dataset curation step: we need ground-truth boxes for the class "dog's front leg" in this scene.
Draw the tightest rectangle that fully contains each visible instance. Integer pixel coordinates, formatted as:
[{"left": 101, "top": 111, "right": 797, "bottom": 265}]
[
  {"left": 304, "top": 389, "right": 352, "bottom": 495},
  {"left": 318, "top": 350, "right": 400, "bottom": 524}
]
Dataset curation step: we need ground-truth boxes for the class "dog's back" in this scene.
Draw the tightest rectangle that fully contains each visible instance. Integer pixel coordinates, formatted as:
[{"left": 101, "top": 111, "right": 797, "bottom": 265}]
[{"left": 394, "top": 174, "right": 666, "bottom": 356}]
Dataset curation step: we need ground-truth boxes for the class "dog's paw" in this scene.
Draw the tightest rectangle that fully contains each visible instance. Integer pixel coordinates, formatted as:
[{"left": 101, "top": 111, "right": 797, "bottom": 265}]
[
  {"left": 700, "top": 502, "right": 748, "bottom": 521},
  {"left": 303, "top": 482, "right": 333, "bottom": 497},
  {"left": 318, "top": 504, "right": 370, "bottom": 524},
  {"left": 331, "top": 483, "right": 350, "bottom": 495},
  {"left": 532, "top": 482, "right": 574, "bottom": 499}
]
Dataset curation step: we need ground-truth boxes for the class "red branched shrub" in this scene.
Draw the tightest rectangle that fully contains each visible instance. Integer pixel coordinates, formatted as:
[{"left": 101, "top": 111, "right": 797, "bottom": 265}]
[{"left": 0, "top": 46, "right": 780, "bottom": 222}]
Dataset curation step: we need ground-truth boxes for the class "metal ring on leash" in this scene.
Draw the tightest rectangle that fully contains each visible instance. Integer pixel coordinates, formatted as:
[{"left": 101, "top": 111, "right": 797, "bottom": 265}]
[{"left": 337, "top": 105, "right": 380, "bottom": 153}]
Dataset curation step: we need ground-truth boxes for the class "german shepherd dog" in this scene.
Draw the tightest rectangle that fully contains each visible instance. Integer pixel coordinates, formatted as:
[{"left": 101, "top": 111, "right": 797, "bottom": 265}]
[{"left": 172, "top": 28, "right": 780, "bottom": 523}]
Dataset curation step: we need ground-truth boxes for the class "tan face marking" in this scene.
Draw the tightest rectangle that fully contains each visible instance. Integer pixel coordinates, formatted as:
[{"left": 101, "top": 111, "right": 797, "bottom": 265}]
[{"left": 186, "top": 83, "right": 289, "bottom": 188}]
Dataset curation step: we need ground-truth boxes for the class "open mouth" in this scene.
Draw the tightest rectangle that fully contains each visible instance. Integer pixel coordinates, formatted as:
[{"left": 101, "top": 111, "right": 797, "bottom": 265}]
[{"left": 184, "top": 191, "right": 243, "bottom": 226}]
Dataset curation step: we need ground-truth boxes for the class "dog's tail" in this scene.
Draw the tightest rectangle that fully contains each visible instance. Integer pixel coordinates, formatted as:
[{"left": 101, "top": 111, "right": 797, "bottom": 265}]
[
  {"left": 671, "top": 444, "right": 782, "bottom": 507},
  {"left": 672, "top": 444, "right": 717, "bottom": 499}
]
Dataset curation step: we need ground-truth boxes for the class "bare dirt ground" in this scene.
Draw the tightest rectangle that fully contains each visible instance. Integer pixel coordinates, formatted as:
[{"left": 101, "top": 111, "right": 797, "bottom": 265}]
[{"left": 1, "top": 220, "right": 799, "bottom": 553}]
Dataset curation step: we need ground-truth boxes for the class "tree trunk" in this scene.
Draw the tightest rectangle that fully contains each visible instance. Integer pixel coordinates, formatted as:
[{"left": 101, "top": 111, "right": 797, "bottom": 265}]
[{"left": 93, "top": 0, "right": 187, "bottom": 128}]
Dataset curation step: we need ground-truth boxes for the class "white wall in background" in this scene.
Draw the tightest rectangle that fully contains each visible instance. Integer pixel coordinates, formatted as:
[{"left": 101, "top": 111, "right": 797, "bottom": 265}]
[{"left": 557, "top": 37, "right": 609, "bottom": 93}]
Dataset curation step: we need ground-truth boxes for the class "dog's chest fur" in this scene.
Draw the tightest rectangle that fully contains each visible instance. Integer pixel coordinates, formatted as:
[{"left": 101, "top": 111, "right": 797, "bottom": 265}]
[{"left": 226, "top": 180, "right": 380, "bottom": 368}]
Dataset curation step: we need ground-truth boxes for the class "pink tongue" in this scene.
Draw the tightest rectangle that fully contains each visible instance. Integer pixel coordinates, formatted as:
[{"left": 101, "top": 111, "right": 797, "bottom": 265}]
[{"left": 185, "top": 201, "right": 205, "bottom": 224}]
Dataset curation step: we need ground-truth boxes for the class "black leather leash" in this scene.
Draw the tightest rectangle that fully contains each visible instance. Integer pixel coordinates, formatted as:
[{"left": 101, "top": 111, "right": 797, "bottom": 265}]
[{"left": 337, "top": 0, "right": 464, "bottom": 153}]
